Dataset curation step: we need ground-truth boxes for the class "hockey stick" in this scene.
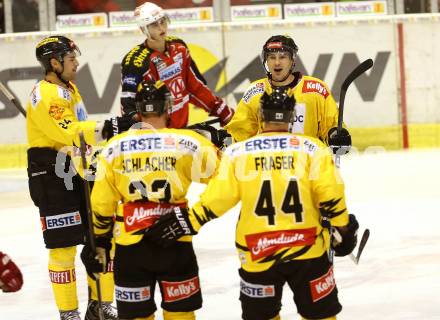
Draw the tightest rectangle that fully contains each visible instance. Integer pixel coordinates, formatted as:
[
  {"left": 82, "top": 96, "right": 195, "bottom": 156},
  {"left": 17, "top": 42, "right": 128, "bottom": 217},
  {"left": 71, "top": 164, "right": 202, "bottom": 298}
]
[
  {"left": 0, "top": 82, "right": 27, "bottom": 117},
  {"left": 335, "top": 59, "right": 374, "bottom": 166},
  {"left": 78, "top": 132, "right": 105, "bottom": 320},
  {"left": 333, "top": 228, "right": 370, "bottom": 265},
  {"left": 185, "top": 117, "right": 220, "bottom": 130}
]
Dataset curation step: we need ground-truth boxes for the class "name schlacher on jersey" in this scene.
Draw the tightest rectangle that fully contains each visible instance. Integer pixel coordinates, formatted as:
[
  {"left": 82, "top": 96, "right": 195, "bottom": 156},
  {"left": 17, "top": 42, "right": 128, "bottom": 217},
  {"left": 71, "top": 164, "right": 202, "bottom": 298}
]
[{"left": 123, "top": 156, "right": 177, "bottom": 173}]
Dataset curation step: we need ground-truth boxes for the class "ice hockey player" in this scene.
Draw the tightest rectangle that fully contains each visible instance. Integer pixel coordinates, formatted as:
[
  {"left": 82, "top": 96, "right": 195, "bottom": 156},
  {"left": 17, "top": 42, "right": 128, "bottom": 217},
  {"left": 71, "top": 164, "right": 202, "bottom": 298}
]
[
  {"left": 26, "top": 35, "right": 133, "bottom": 319},
  {"left": 147, "top": 88, "right": 359, "bottom": 320},
  {"left": 120, "top": 2, "right": 234, "bottom": 129},
  {"left": 87, "top": 80, "right": 219, "bottom": 320},
  {"left": 225, "top": 34, "right": 351, "bottom": 156},
  {"left": 0, "top": 251, "right": 23, "bottom": 293}
]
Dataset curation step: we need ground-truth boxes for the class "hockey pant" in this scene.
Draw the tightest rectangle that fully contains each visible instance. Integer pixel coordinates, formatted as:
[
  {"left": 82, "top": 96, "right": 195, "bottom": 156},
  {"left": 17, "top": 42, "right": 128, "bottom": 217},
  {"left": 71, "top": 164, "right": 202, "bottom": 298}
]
[{"left": 49, "top": 246, "right": 114, "bottom": 311}]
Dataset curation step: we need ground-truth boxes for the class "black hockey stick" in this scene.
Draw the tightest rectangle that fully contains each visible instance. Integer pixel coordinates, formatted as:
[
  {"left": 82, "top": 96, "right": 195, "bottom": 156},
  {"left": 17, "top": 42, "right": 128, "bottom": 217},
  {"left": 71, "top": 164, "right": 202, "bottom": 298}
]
[
  {"left": 333, "top": 228, "right": 370, "bottom": 265},
  {"left": 186, "top": 117, "right": 220, "bottom": 130},
  {"left": 0, "top": 81, "right": 27, "bottom": 117},
  {"left": 79, "top": 132, "right": 105, "bottom": 320},
  {"left": 335, "top": 59, "right": 373, "bottom": 165}
]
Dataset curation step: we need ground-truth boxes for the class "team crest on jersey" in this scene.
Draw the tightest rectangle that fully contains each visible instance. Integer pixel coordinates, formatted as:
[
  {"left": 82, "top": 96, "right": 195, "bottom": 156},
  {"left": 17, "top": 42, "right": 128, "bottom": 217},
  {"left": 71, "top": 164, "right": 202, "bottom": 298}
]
[
  {"left": 245, "top": 228, "right": 317, "bottom": 261},
  {"left": 243, "top": 82, "right": 265, "bottom": 103},
  {"left": 48, "top": 105, "right": 65, "bottom": 120},
  {"left": 309, "top": 266, "right": 335, "bottom": 302},
  {"left": 302, "top": 80, "right": 329, "bottom": 98},
  {"left": 240, "top": 279, "right": 275, "bottom": 298}
]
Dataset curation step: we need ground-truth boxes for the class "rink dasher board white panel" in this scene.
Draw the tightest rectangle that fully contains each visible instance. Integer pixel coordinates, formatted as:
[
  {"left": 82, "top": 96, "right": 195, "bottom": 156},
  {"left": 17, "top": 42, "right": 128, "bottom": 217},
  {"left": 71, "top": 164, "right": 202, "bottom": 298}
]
[{"left": 0, "top": 15, "right": 439, "bottom": 144}]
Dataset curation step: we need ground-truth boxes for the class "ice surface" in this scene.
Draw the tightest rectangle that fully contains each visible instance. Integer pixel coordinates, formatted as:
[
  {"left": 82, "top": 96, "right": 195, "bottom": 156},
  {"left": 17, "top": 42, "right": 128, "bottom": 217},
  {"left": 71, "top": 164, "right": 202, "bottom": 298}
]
[{"left": 1, "top": 149, "right": 439, "bottom": 319}]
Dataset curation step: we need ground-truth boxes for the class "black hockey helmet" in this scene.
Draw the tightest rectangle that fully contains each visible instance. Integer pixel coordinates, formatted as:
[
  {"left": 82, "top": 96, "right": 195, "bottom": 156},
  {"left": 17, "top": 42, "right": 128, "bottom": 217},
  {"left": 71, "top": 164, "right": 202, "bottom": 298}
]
[
  {"left": 260, "top": 87, "right": 296, "bottom": 123},
  {"left": 135, "top": 80, "right": 172, "bottom": 116},
  {"left": 261, "top": 35, "right": 298, "bottom": 76},
  {"left": 35, "top": 36, "right": 81, "bottom": 72}
]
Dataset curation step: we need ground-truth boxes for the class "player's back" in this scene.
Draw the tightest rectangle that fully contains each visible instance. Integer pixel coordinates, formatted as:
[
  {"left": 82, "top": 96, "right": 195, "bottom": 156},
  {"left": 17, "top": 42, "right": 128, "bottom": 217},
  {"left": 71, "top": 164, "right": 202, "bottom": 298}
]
[{"left": 222, "top": 132, "right": 346, "bottom": 271}]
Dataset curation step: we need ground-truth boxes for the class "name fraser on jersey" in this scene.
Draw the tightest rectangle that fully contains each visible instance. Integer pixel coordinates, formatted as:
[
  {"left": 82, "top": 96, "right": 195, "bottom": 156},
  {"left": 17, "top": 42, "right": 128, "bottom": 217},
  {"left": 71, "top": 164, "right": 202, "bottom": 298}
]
[{"left": 254, "top": 155, "right": 294, "bottom": 171}]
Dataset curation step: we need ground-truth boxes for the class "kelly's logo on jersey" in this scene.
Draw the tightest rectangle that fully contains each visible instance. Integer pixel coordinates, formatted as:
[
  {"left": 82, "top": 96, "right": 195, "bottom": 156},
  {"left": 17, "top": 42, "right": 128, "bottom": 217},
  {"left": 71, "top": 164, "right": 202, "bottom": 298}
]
[
  {"left": 302, "top": 80, "right": 329, "bottom": 98},
  {"left": 240, "top": 279, "right": 275, "bottom": 298},
  {"left": 41, "top": 211, "right": 82, "bottom": 231},
  {"left": 245, "top": 228, "right": 317, "bottom": 261},
  {"left": 115, "top": 285, "right": 151, "bottom": 302},
  {"left": 309, "top": 266, "right": 335, "bottom": 302},
  {"left": 162, "top": 276, "right": 200, "bottom": 302}
]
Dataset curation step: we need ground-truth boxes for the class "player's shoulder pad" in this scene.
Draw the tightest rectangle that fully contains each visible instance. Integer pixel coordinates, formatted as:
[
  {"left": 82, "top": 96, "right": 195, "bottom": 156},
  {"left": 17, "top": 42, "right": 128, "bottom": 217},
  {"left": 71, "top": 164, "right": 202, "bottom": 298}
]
[
  {"left": 175, "top": 128, "right": 212, "bottom": 151},
  {"left": 242, "top": 78, "right": 267, "bottom": 104},
  {"left": 300, "top": 75, "right": 331, "bottom": 98},
  {"left": 121, "top": 43, "right": 151, "bottom": 69},
  {"left": 166, "top": 36, "right": 186, "bottom": 46},
  {"left": 101, "top": 130, "right": 133, "bottom": 163}
]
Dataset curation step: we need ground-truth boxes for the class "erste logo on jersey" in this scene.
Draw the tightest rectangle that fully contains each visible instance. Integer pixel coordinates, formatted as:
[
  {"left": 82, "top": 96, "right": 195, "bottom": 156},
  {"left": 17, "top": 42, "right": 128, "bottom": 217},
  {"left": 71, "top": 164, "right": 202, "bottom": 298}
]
[
  {"left": 245, "top": 228, "right": 317, "bottom": 261},
  {"left": 243, "top": 82, "right": 265, "bottom": 103},
  {"left": 115, "top": 285, "right": 151, "bottom": 302},
  {"left": 41, "top": 211, "right": 82, "bottom": 231},
  {"left": 161, "top": 276, "right": 200, "bottom": 302},
  {"left": 240, "top": 279, "right": 275, "bottom": 298},
  {"left": 244, "top": 135, "right": 301, "bottom": 153},
  {"left": 302, "top": 80, "right": 329, "bottom": 98},
  {"left": 309, "top": 266, "right": 336, "bottom": 302}
]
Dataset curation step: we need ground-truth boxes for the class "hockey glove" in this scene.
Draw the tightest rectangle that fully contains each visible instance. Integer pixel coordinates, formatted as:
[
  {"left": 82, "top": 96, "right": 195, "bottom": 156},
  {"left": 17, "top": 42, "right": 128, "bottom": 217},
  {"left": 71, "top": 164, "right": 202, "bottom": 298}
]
[
  {"left": 328, "top": 127, "right": 352, "bottom": 155},
  {"left": 146, "top": 207, "right": 197, "bottom": 247},
  {"left": 0, "top": 251, "right": 23, "bottom": 292},
  {"left": 102, "top": 115, "right": 136, "bottom": 140},
  {"left": 192, "top": 123, "right": 232, "bottom": 149},
  {"left": 210, "top": 98, "right": 234, "bottom": 126},
  {"left": 80, "top": 237, "right": 112, "bottom": 280},
  {"left": 332, "top": 214, "right": 359, "bottom": 257}
]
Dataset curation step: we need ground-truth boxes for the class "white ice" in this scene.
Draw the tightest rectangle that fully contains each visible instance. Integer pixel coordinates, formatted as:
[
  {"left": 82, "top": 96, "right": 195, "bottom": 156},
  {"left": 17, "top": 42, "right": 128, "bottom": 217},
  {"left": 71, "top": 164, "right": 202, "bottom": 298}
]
[{"left": 1, "top": 149, "right": 440, "bottom": 319}]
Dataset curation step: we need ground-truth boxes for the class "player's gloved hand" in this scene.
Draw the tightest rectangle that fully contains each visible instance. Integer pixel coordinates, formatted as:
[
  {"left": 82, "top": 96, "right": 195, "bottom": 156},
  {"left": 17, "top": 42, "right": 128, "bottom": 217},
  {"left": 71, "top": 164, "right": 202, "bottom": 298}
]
[
  {"left": 192, "top": 123, "right": 232, "bottom": 149},
  {"left": 102, "top": 115, "right": 136, "bottom": 140},
  {"left": 146, "top": 207, "right": 197, "bottom": 247},
  {"left": 332, "top": 214, "right": 359, "bottom": 257},
  {"left": 80, "top": 237, "right": 112, "bottom": 280},
  {"left": 0, "top": 251, "right": 23, "bottom": 292},
  {"left": 210, "top": 98, "right": 234, "bottom": 126},
  {"left": 328, "top": 127, "right": 351, "bottom": 155}
]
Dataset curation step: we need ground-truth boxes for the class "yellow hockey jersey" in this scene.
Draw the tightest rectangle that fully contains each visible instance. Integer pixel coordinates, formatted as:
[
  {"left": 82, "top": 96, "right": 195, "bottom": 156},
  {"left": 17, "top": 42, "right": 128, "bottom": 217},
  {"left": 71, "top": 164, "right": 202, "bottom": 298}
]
[
  {"left": 26, "top": 80, "right": 100, "bottom": 150},
  {"left": 91, "top": 128, "right": 219, "bottom": 246},
  {"left": 188, "top": 132, "right": 349, "bottom": 272},
  {"left": 225, "top": 74, "right": 340, "bottom": 144}
]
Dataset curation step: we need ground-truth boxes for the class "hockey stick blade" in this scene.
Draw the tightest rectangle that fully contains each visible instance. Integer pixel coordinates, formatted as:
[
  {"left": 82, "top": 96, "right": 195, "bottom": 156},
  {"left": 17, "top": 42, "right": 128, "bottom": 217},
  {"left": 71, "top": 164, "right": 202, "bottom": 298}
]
[
  {"left": 337, "top": 59, "right": 373, "bottom": 130},
  {"left": 0, "top": 81, "right": 27, "bottom": 117},
  {"left": 353, "top": 228, "right": 370, "bottom": 264}
]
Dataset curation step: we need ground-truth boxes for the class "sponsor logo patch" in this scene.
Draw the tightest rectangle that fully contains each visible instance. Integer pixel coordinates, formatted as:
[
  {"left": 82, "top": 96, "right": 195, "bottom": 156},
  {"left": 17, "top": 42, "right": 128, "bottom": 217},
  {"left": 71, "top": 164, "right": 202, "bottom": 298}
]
[
  {"left": 240, "top": 279, "right": 275, "bottom": 298},
  {"left": 42, "top": 211, "right": 82, "bottom": 231},
  {"left": 162, "top": 276, "right": 200, "bottom": 303},
  {"left": 310, "top": 266, "right": 336, "bottom": 302},
  {"left": 48, "top": 105, "right": 65, "bottom": 120},
  {"left": 243, "top": 82, "right": 265, "bottom": 103},
  {"left": 302, "top": 80, "right": 329, "bottom": 98},
  {"left": 122, "top": 202, "right": 184, "bottom": 232},
  {"left": 49, "top": 269, "right": 75, "bottom": 284},
  {"left": 122, "top": 75, "right": 138, "bottom": 87},
  {"left": 245, "top": 228, "right": 316, "bottom": 261},
  {"left": 159, "top": 62, "right": 182, "bottom": 81},
  {"left": 115, "top": 285, "right": 151, "bottom": 302}
]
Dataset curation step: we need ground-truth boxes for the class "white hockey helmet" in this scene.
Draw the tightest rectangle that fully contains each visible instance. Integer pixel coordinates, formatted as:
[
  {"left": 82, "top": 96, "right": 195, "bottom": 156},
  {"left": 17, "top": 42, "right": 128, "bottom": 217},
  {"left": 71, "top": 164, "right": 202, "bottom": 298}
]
[{"left": 134, "top": 2, "right": 170, "bottom": 37}]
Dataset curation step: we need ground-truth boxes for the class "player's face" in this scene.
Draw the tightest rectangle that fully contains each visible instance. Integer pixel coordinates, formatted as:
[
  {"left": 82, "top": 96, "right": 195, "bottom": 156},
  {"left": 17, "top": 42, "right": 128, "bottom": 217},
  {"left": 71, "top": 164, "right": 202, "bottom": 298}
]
[
  {"left": 61, "top": 52, "right": 79, "bottom": 81},
  {"left": 266, "top": 51, "right": 294, "bottom": 82},
  {"left": 147, "top": 17, "right": 169, "bottom": 41}
]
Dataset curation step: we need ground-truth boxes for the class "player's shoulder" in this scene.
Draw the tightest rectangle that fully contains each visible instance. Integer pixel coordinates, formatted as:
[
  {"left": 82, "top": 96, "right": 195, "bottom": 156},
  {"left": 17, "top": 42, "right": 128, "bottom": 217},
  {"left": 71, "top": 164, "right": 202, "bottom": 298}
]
[
  {"left": 241, "top": 78, "right": 268, "bottom": 104},
  {"left": 121, "top": 42, "right": 151, "bottom": 70},
  {"left": 32, "top": 80, "right": 72, "bottom": 105},
  {"left": 299, "top": 75, "right": 331, "bottom": 98},
  {"left": 166, "top": 36, "right": 187, "bottom": 46},
  {"left": 169, "top": 128, "right": 215, "bottom": 151}
]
